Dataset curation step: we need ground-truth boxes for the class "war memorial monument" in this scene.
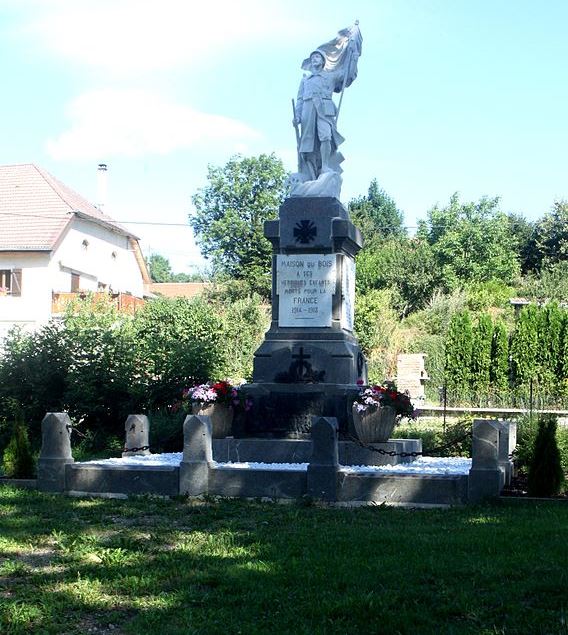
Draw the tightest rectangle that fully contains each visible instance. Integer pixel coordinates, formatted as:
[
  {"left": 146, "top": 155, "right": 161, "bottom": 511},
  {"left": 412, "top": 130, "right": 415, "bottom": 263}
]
[
  {"left": 36, "top": 23, "right": 515, "bottom": 506},
  {"left": 243, "top": 23, "right": 367, "bottom": 437}
]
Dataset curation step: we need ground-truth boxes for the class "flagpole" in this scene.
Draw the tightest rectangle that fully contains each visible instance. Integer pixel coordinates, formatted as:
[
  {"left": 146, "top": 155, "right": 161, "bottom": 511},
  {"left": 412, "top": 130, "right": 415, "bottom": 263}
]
[
  {"left": 336, "top": 21, "right": 359, "bottom": 124},
  {"left": 335, "top": 47, "right": 353, "bottom": 124}
]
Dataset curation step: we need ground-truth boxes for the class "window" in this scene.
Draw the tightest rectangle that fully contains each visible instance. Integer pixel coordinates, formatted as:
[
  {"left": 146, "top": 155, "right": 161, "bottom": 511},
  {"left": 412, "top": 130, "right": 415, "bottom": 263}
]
[
  {"left": 71, "top": 272, "right": 80, "bottom": 292},
  {"left": 0, "top": 269, "right": 22, "bottom": 296}
]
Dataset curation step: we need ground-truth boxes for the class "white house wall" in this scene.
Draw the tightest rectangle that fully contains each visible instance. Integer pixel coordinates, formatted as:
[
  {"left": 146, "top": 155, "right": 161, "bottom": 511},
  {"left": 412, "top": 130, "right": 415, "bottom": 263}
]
[
  {"left": 0, "top": 218, "right": 145, "bottom": 340},
  {"left": 50, "top": 218, "right": 145, "bottom": 297},
  {"left": 0, "top": 251, "right": 51, "bottom": 337}
]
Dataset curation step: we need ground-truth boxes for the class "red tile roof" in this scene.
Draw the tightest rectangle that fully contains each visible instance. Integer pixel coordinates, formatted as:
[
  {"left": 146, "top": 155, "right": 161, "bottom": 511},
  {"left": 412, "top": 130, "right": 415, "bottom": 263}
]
[
  {"left": 146, "top": 282, "right": 209, "bottom": 298},
  {"left": 0, "top": 163, "right": 134, "bottom": 251}
]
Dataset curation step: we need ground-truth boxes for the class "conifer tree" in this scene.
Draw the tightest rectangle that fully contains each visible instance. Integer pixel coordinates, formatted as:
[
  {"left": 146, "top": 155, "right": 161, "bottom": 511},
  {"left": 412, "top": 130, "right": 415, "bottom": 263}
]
[
  {"left": 559, "top": 311, "right": 568, "bottom": 397},
  {"left": 536, "top": 302, "right": 563, "bottom": 393},
  {"left": 445, "top": 309, "right": 473, "bottom": 400},
  {"left": 527, "top": 415, "right": 565, "bottom": 497},
  {"left": 510, "top": 304, "right": 539, "bottom": 389},
  {"left": 471, "top": 312, "right": 493, "bottom": 395},
  {"left": 490, "top": 319, "right": 510, "bottom": 394}
]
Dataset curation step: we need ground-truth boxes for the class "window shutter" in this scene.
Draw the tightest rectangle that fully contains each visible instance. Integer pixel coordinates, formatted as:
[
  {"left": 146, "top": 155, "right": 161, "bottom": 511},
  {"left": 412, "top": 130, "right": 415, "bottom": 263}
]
[{"left": 11, "top": 269, "right": 22, "bottom": 296}]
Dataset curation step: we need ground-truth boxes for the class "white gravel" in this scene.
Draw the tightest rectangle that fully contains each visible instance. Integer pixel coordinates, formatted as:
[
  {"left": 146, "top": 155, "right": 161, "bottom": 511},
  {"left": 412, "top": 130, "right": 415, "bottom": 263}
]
[{"left": 84, "top": 453, "right": 471, "bottom": 475}]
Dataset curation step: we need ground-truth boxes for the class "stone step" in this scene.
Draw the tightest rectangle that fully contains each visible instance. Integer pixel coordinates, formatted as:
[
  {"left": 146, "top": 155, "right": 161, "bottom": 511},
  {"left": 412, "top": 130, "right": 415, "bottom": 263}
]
[
  {"left": 212, "top": 437, "right": 422, "bottom": 466},
  {"left": 338, "top": 472, "right": 468, "bottom": 506},
  {"left": 66, "top": 463, "right": 178, "bottom": 497}
]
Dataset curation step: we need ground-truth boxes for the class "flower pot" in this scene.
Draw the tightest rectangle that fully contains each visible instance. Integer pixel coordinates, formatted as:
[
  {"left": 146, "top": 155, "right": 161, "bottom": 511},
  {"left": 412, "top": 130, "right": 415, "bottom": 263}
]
[
  {"left": 191, "top": 403, "right": 233, "bottom": 438},
  {"left": 352, "top": 404, "right": 397, "bottom": 443}
]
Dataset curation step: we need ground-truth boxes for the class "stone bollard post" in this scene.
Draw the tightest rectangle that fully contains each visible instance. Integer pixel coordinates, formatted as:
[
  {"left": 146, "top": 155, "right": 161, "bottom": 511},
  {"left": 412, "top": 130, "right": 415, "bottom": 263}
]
[
  {"left": 179, "top": 415, "right": 213, "bottom": 496},
  {"left": 497, "top": 420, "right": 517, "bottom": 486},
  {"left": 37, "top": 413, "right": 74, "bottom": 492},
  {"left": 468, "top": 419, "right": 504, "bottom": 502},
  {"left": 307, "top": 417, "right": 339, "bottom": 502},
  {"left": 122, "top": 414, "right": 151, "bottom": 457}
]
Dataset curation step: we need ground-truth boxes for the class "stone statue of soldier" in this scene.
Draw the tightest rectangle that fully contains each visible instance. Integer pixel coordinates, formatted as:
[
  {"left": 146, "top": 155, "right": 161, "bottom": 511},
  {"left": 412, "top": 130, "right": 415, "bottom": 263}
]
[{"left": 291, "top": 22, "right": 362, "bottom": 198}]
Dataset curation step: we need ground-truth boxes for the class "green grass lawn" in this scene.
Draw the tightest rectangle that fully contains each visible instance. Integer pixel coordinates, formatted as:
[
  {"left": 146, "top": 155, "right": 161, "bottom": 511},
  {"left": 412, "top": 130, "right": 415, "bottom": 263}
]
[{"left": 1, "top": 486, "right": 567, "bottom": 634}]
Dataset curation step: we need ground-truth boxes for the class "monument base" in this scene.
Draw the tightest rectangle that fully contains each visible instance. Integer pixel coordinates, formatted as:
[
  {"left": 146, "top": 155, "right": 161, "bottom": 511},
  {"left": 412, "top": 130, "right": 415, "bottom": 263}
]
[
  {"left": 247, "top": 194, "right": 366, "bottom": 438},
  {"left": 235, "top": 382, "right": 361, "bottom": 438}
]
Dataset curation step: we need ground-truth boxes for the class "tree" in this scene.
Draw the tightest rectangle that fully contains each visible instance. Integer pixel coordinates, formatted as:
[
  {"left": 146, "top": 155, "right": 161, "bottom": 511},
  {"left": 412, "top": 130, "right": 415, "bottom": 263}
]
[
  {"left": 148, "top": 253, "right": 174, "bottom": 283},
  {"left": 529, "top": 200, "right": 568, "bottom": 272},
  {"left": 348, "top": 179, "right": 406, "bottom": 244},
  {"left": 506, "top": 212, "right": 537, "bottom": 274},
  {"left": 356, "top": 238, "right": 440, "bottom": 315},
  {"left": 470, "top": 313, "right": 492, "bottom": 395},
  {"left": 560, "top": 312, "right": 568, "bottom": 397},
  {"left": 510, "top": 304, "right": 539, "bottom": 389},
  {"left": 527, "top": 415, "right": 564, "bottom": 497},
  {"left": 490, "top": 319, "right": 509, "bottom": 393},
  {"left": 518, "top": 260, "right": 568, "bottom": 303},
  {"left": 189, "top": 154, "right": 287, "bottom": 298},
  {"left": 417, "top": 194, "right": 520, "bottom": 291},
  {"left": 147, "top": 253, "right": 200, "bottom": 283},
  {"left": 444, "top": 309, "right": 473, "bottom": 399},
  {"left": 536, "top": 302, "right": 563, "bottom": 392}
]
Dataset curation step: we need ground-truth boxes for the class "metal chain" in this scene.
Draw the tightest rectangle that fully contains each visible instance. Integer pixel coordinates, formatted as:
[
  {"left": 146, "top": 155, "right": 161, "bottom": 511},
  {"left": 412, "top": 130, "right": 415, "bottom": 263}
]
[
  {"left": 346, "top": 428, "right": 473, "bottom": 458},
  {"left": 122, "top": 445, "right": 151, "bottom": 454},
  {"left": 347, "top": 434, "right": 423, "bottom": 457},
  {"left": 65, "top": 424, "right": 151, "bottom": 453},
  {"left": 65, "top": 424, "right": 89, "bottom": 439}
]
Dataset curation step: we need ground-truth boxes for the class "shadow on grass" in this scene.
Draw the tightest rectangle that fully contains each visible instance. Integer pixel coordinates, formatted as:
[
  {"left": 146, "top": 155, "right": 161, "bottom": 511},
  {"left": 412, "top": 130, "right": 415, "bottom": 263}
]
[{"left": 1, "top": 486, "right": 568, "bottom": 634}]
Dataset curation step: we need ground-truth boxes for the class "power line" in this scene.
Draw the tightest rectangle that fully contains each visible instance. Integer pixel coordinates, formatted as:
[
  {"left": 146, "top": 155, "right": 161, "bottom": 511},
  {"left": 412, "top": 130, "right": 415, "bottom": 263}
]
[
  {"left": 118, "top": 220, "right": 192, "bottom": 227},
  {"left": 0, "top": 210, "right": 539, "bottom": 232},
  {"left": 0, "top": 210, "right": 192, "bottom": 227}
]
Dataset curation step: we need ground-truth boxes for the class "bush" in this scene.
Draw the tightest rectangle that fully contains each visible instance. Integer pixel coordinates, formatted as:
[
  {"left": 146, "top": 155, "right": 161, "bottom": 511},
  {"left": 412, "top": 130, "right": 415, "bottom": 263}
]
[
  {"left": 354, "top": 289, "right": 400, "bottom": 357},
  {"left": 464, "top": 280, "right": 516, "bottom": 312},
  {"left": 148, "top": 409, "right": 186, "bottom": 453},
  {"left": 527, "top": 415, "right": 565, "bottom": 497},
  {"left": 2, "top": 418, "right": 35, "bottom": 478},
  {"left": 403, "top": 288, "right": 467, "bottom": 337},
  {"left": 64, "top": 298, "right": 140, "bottom": 437},
  {"left": 134, "top": 296, "right": 227, "bottom": 410},
  {"left": 513, "top": 415, "right": 538, "bottom": 474},
  {"left": 0, "top": 293, "right": 268, "bottom": 448},
  {"left": 216, "top": 294, "right": 269, "bottom": 381},
  {"left": 556, "top": 425, "right": 568, "bottom": 474},
  {"left": 0, "top": 324, "right": 69, "bottom": 443}
]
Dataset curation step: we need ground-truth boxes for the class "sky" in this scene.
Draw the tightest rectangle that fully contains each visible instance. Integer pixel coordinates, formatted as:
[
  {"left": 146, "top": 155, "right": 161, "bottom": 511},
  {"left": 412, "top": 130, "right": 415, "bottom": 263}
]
[{"left": 1, "top": 0, "right": 567, "bottom": 274}]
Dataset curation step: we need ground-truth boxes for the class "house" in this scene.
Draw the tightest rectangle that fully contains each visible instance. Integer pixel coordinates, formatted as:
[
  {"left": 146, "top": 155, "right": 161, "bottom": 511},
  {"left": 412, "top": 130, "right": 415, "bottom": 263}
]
[{"left": 0, "top": 163, "right": 151, "bottom": 337}]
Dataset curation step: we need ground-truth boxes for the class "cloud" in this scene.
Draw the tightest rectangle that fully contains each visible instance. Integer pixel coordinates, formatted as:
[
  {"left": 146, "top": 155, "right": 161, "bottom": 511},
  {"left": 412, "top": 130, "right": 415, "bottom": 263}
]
[
  {"left": 20, "top": 0, "right": 301, "bottom": 74},
  {"left": 46, "top": 88, "right": 260, "bottom": 159}
]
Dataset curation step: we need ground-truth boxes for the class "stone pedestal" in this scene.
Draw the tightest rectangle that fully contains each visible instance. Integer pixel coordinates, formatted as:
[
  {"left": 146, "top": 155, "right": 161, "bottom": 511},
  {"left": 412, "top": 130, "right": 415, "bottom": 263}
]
[
  {"left": 497, "top": 420, "right": 517, "bottom": 486},
  {"left": 307, "top": 417, "right": 339, "bottom": 501},
  {"left": 243, "top": 197, "right": 367, "bottom": 437},
  {"left": 37, "top": 412, "right": 74, "bottom": 493},
  {"left": 122, "top": 414, "right": 150, "bottom": 457},
  {"left": 468, "top": 419, "right": 504, "bottom": 502},
  {"left": 179, "top": 415, "right": 213, "bottom": 496}
]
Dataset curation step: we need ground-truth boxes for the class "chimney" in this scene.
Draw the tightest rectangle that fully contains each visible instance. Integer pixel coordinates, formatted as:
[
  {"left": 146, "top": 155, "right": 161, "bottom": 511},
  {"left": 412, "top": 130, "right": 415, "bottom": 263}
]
[{"left": 97, "top": 163, "right": 108, "bottom": 210}]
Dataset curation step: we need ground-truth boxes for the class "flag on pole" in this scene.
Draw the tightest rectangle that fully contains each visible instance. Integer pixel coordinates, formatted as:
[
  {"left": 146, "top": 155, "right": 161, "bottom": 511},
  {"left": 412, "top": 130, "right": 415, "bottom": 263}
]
[{"left": 301, "top": 22, "right": 363, "bottom": 92}]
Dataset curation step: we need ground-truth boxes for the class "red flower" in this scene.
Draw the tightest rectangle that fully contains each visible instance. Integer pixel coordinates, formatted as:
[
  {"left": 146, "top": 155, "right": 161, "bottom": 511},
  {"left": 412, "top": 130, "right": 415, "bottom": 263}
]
[{"left": 212, "top": 381, "right": 230, "bottom": 395}]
